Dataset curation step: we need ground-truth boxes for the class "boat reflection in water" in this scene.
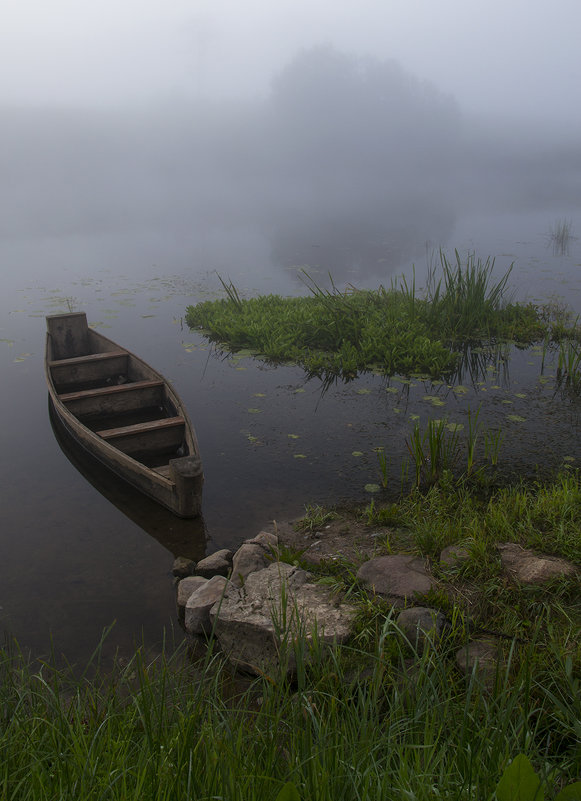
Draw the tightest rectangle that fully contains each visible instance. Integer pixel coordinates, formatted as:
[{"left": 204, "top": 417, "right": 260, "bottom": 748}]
[{"left": 49, "top": 401, "right": 207, "bottom": 561}]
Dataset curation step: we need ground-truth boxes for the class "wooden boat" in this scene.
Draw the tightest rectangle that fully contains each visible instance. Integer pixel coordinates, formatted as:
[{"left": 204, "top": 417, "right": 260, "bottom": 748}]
[{"left": 45, "top": 312, "right": 203, "bottom": 518}]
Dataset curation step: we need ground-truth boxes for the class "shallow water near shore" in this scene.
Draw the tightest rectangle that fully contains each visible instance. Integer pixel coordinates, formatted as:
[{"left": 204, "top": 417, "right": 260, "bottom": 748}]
[{"left": 1, "top": 208, "right": 580, "bottom": 665}]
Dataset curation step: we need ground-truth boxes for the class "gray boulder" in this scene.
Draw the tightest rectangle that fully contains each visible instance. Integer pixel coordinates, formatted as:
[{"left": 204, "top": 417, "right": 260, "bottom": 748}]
[
  {"left": 439, "top": 545, "right": 470, "bottom": 569},
  {"left": 357, "top": 555, "right": 435, "bottom": 605},
  {"left": 195, "top": 549, "right": 234, "bottom": 578},
  {"left": 396, "top": 606, "right": 446, "bottom": 652},
  {"left": 209, "top": 562, "right": 356, "bottom": 676},
  {"left": 185, "top": 575, "right": 230, "bottom": 636},
  {"left": 176, "top": 575, "right": 208, "bottom": 610},
  {"left": 172, "top": 556, "right": 196, "bottom": 578},
  {"left": 498, "top": 543, "right": 577, "bottom": 584},
  {"left": 455, "top": 638, "right": 503, "bottom": 685},
  {"left": 230, "top": 531, "right": 279, "bottom": 587}
]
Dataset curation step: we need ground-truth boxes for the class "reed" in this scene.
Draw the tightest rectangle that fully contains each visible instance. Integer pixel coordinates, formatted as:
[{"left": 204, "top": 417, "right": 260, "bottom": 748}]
[
  {"left": 466, "top": 404, "right": 481, "bottom": 475},
  {"left": 556, "top": 339, "right": 581, "bottom": 392},
  {"left": 376, "top": 447, "right": 389, "bottom": 488},
  {"left": 405, "top": 417, "right": 463, "bottom": 487}
]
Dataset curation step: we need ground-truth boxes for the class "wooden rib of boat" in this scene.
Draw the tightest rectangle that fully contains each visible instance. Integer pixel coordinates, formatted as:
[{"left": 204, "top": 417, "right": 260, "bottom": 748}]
[{"left": 45, "top": 312, "right": 203, "bottom": 518}]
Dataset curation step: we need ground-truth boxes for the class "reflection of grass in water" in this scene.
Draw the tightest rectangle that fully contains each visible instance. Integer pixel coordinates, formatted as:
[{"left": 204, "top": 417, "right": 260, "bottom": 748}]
[{"left": 548, "top": 218, "right": 574, "bottom": 256}]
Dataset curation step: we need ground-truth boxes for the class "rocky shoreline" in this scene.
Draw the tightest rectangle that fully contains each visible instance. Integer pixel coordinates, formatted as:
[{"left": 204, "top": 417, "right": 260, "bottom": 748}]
[{"left": 171, "top": 518, "right": 579, "bottom": 682}]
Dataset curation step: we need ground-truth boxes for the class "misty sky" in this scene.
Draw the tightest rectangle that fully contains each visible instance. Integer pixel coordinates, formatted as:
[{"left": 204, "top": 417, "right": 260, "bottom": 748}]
[{"left": 2, "top": 0, "right": 580, "bottom": 126}]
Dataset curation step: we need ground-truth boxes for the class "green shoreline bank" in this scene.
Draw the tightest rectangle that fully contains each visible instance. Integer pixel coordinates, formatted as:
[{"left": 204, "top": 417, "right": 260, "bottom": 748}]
[{"left": 2, "top": 470, "right": 579, "bottom": 799}]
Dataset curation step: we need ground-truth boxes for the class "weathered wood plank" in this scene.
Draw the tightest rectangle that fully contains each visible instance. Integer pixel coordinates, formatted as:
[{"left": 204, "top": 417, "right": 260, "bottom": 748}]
[
  {"left": 59, "top": 379, "right": 164, "bottom": 417},
  {"left": 96, "top": 416, "right": 186, "bottom": 456},
  {"left": 46, "top": 312, "right": 90, "bottom": 359},
  {"left": 50, "top": 351, "right": 129, "bottom": 389}
]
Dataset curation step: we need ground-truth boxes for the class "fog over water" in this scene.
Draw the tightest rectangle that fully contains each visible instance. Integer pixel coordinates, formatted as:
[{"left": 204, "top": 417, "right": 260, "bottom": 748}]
[
  {"left": 1, "top": 1, "right": 581, "bottom": 662},
  {"left": 2, "top": 0, "right": 581, "bottom": 288}
]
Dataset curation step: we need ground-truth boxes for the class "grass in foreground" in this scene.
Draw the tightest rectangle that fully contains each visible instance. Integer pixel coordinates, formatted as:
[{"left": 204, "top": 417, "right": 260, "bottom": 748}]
[
  {"left": 1, "top": 472, "right": 580, "bottom": 800},
  {"left": 185, "top": 251, "right": 563, "bottom": 381},
  {"left": 0, "top": 618, "right": 579, "bottom": 800}
]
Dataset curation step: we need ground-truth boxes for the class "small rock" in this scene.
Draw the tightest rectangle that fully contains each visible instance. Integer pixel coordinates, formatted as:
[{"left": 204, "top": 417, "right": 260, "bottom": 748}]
[
  {"left": 195, "top": 549, "right": 234, "bottom": 578},
  {"left": 498, "top": 543, "right": 577, "bottom": 585},
  {"left": 246, "top": 530, "right": 279, "bottom": 549},
  {"left": 396, "top": 606, "right": 446, "bottom": 652},
  {"left": 356, "top": 555, "right": 435, "bottom": 605},
  {"left": 440, "top": 545, "right": 470, "bottom": 569},
  {"left": 455, "top": 638, "right": 502, "bottom": 684},
  {"left": 231, "top": 540, "right": 277, "bottom": 587},
  {"left": 184, "top": 575, "right": 230, "bottom": 636},
  {"left": 172, "top": 556, "right": 196, "bottom": 578},
  {"left": 176, "top": 576, "right": 208, "bottom": 610}
]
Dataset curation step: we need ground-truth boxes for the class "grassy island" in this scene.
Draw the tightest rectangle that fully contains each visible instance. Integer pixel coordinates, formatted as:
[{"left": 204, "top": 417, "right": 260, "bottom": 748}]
[{"left": 185, "top": 252, "right": 566, "bottom": 381}]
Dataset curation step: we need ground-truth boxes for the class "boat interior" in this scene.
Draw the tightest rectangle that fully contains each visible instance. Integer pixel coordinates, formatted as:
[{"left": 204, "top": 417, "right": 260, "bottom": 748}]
[{"left": 47, "top": 313, "right": 190, "bottom": 469}]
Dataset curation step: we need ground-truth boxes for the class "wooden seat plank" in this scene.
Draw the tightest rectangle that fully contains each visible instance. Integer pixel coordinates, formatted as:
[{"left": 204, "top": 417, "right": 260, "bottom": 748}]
[
  {"left": 59, "top": 379, "right": 163, "bottom": 403},
  {"left": 96, "top": 416, "right": 186, "bottom": 457},
  {"left": 49, "top": 350, "right": 127, "bottom": 367},
  {"left": 97, "top": 416, "right": 185, "bottom": 440}
]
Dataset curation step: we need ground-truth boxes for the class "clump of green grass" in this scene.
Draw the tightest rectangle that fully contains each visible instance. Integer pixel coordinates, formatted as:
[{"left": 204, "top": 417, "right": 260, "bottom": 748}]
[
  {"left": 294, "top": 503, "right": 338, "bottom": 533},
  {"left": 186, "top": 252, "right": 549, "bottom": 382},
  {"left": 363, "top": 468, "right": 581, "bottom": 564}
]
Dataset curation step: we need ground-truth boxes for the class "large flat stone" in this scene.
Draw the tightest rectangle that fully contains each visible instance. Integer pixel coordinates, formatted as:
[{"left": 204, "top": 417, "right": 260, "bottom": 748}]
[
  {"left": 356, "top": 554, "right": 435, "bottom": 604},
  {"left": 209, "top": 562, "right": 356, "bottom": 676},
  {"left": 498, "top": 543, "right": 577, "bottom": 585}
]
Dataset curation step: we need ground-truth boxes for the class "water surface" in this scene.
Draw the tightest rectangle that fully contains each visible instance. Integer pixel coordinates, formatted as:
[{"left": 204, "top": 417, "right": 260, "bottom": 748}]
[{"left": 1, "top": 209, "right": 580, "bottom": 664}]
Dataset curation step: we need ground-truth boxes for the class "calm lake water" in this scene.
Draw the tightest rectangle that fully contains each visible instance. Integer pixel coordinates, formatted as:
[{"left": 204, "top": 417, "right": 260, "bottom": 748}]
[{"left": 1, "top": 206, "right": 580, "bottom": 665}]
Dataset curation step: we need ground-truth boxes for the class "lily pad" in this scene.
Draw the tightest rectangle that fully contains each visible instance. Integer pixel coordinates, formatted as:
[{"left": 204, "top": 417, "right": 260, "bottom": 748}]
[
  {"left": 247, "top": 408, "right": 262, "bottom": 414},
  {"left": 364, "top": 483, "right": 381, "bottom": 493},
  {"left": 507, "top": 414, "right": 526, "bottom": 423},
  {"left": 423, "top": 395, "right": 446, "bottom": 407},
  {"left": 446, "top": 422, "right": 464, "bottom": 432},
  {"left": 352, "top": 451, "right": 364, "bottom": 457}
]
